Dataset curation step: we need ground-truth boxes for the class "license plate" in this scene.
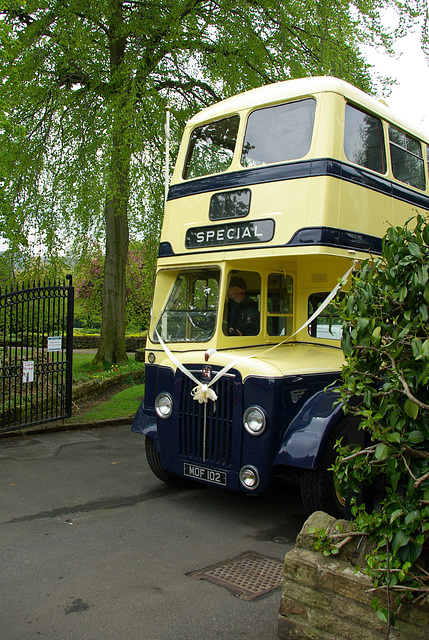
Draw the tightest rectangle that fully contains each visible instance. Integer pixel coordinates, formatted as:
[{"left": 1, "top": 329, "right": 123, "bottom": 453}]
[{"left": 183, "top": 463, "right": 227, "bottom": 486}]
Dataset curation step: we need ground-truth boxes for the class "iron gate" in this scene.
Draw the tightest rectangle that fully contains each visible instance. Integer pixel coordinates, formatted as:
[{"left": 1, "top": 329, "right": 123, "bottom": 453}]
[{"left": 0, "top": 276, "right": 74, "bottom": 433}]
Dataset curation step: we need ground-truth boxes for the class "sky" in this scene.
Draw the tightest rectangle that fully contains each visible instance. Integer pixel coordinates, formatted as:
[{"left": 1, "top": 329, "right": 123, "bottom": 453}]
[{"left": 362, "top": 16, "right": 429, "bottom": 139}]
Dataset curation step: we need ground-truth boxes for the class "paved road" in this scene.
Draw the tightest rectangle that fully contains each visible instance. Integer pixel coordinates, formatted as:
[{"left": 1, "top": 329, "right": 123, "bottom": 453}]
[{"left": 0, "top": 426, "right": 307, "bottom": 640}]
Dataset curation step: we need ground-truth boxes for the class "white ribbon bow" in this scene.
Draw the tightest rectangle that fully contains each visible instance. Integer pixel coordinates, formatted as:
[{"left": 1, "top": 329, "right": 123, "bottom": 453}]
[{"left": 191, "top": 383, "right": 218, "bottom": 404}]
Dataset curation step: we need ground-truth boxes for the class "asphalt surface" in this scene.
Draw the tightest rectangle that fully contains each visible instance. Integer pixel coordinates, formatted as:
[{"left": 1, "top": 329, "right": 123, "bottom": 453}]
[{"left": 0, "top": 425, "right": 307, "bottom": 640}]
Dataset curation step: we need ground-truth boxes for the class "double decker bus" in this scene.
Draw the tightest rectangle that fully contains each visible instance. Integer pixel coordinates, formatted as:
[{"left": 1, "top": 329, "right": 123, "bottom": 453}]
[{"left": 132, "top": 76, "right": 429, "bottom": 517}]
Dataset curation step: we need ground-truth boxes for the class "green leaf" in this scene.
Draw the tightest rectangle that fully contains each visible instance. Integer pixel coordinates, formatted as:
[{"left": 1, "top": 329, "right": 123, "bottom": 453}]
[
  {"left": 411, "top": 338, "right": 423, "bottom": 358},
  {"left": 389, "top": 472, "right": 401, "bottom": 492},
  {"left": 417, "top": 265, "right": 428, "bottom": 286},
  {"left": 357, "top": 317, "right": 370, "bottom": 332},
  {"left": 404, "top": 510, "right": 420, "bottom": 525},
  {"left": 419, "top": 304, "right": 428, "bottom": 322},
  {"left": 341, "top": 331, "right": 352, "bottom": 356},
  {"left": 399, "top": 540, "right": 422, "bottom": 564},
  {"left": 408, "top": 429, "right": 425, "bottom": 444},
  {"left": 392, "top": 530, "right": 410, "bottom": 553},
  {"left": 422, "top": 224, "right": 429, "bottom": 245},
  {"left": 408, "top": 242, "right": 421, "bottom": 258},
  {"left": 375, "top": 444, "right": 389, "bottom": 460},
  {"left": 404, "top": 399, "right": 419, "bottom": 420},
  {"left": 372, "top": 325, "right": 381, "bottom": 346},
  {"left": 376, "top": 608, "right": 389, "bottom": 624},
  {"left": 363, "top": 389, "right": 372, "bottom": 407},
  {"left": 387, "top": 432, "right": 401, "bottom": 444},
  {"left": 389, "top": 508, "right": 402, "bottom": 524},
  {"left": 398, "top": 284, "right": 407, "bottom": 302}
]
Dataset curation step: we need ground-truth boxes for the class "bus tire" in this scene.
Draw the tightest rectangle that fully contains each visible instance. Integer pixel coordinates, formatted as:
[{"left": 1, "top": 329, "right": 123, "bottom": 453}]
[
  {"left": 300, "top": 421, "right": 347, "bottom": 519},
  {"left": 145, "top": 436, "right": 188, "bottom": 487}
]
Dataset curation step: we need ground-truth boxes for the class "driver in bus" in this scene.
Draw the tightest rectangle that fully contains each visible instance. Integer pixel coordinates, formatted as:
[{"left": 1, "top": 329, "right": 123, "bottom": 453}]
[{"left": 227, "top": 277, "right": 259, "bottom": 336}]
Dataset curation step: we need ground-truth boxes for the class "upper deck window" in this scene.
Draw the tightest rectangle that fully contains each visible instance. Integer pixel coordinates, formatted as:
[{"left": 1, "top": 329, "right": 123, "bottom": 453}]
[
  {"left": 344, "top": 104, "right": 386, "bottom": 174},
  {"left": 183, "top": 116, "right": 239, "bottom": 180},
  {"left": 389, "top": 126, "right": 426, "bottom": 190},
  {"left": 241, "top": 98, "right": 316, "bottom": 167}
]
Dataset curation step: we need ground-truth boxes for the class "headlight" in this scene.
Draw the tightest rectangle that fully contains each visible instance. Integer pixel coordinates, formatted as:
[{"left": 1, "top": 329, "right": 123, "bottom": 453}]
[
  {"left": 243, "top": 406, "right": 266, "bottom": 435},
  {"left": 239, "top": 465, "right": 260, "bottom": 490},
  {"left": 155, "top": 392, "right": 173, "bottom": 419}
]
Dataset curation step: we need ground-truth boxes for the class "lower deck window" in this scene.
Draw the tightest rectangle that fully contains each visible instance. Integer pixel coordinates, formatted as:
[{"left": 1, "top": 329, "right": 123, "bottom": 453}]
[
  {"left": 308, "top": 293, "right": 342, "bottom": 340},
  {"left": 267, "top": 274, "right": 293, "bottom": 336},
  {"left": 223, "top": 271, "right": 261, "bottom": 336}
]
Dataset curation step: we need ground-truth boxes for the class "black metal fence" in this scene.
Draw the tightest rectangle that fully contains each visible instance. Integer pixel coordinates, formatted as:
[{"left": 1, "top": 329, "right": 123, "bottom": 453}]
[{"left": 0, "top": 276, "right": 74, "bottom": 433}]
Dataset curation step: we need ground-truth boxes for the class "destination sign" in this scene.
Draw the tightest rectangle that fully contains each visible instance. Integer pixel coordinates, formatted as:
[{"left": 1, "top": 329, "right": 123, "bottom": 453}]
[{"left": 186, "top": 219, "right": 275, "bottom": 249}]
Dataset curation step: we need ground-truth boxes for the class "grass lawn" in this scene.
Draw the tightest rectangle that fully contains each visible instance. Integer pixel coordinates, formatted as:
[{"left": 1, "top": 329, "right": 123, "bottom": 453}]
[
  {"left": 70, "top": 383, "right": 145, "bottom": 422},
  {"left": 71, "top": 351, "right": 146, "bottom": 421}
]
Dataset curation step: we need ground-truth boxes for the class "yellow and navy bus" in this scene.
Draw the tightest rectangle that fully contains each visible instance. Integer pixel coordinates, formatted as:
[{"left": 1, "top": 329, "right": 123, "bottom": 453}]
[{"left": 133, "top": 76, "right": 429, "bottom": 517}]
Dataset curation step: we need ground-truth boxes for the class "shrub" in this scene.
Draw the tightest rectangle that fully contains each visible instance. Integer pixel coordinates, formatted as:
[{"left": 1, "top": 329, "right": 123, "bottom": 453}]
[
  {"left": 332, "top": 214, "right": 429, "bottom": 625},
  {"left": 74, "top": 239, "right": 156, "bottom": 332}
]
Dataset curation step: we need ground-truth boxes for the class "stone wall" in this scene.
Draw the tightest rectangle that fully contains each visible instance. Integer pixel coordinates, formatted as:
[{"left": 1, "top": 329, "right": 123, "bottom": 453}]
[{"left": 278, "top": 511, "right": 428, "bottom": 640}]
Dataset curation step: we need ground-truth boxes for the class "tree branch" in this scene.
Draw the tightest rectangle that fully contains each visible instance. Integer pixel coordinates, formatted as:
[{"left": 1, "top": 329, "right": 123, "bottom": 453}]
[
  {"left": 351, "top": 344, "right": 429, "bottom": 411},
  {"left": 152, "top": 78, "right": 220, "bottom": 102},
  {"left": 415, "top": 470, "right": 429, "bottom": 489}
]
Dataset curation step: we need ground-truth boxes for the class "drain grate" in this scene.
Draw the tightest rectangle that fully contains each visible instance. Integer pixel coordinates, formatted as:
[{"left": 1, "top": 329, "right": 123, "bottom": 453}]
[{"left": 187, "top": 551, "right": 283, "bottom": 600}]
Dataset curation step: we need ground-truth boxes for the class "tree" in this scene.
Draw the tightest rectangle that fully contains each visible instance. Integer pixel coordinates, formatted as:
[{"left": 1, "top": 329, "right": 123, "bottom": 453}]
[
  {"left": 75, "top": 239, "right": 155, "bottom": 332},
  {"left": 0, "top": 0, "right": 409, "bottom": 364},
  {"left": 332, "top": 215, "right": 429, "bottom": 624}
]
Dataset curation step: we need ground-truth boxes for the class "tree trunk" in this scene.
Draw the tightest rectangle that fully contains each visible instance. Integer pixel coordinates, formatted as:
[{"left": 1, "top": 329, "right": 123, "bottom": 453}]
[
  {"left": 94, "top": 206, "right": 129, "bottom": 366},
  {"left": 93, "top": 117, "right": 131, "bottom": 365},
  {"left": 93, "top": 0, "right": 131, "bottom": 366}
]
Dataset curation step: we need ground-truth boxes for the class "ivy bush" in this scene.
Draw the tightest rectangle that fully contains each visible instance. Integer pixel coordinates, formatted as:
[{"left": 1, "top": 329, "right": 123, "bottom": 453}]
[{"left": 333, "top": 214, "right": 429, "bottom": 624}]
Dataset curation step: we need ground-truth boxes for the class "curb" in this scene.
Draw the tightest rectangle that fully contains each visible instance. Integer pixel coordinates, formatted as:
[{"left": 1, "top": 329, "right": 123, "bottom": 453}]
[{"left": 8, "top": 415, "right": 136, "bottom": 438}]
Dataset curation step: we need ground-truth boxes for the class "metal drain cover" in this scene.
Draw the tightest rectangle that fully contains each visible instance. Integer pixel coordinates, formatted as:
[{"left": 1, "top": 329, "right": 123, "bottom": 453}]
[{"left": 187, "top": 551, "right": 283, "bottom": 600}]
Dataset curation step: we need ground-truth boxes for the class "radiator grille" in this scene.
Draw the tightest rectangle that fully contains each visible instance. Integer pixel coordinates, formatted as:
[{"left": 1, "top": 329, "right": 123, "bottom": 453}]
[{"left": 178, "top": 373, "right": 236, "bottom": 467}]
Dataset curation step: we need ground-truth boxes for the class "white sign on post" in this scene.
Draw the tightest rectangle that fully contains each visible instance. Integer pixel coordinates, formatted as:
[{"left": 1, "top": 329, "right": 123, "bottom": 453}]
[
  {"left": 23, "top": 361, "right": 34, "bottom": 383},
  {"left": 47, "top": 336, "right": 62, "bottom": 352}
]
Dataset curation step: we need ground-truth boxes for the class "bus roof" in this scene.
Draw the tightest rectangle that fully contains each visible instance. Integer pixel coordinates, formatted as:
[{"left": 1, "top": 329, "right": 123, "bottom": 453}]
[{"left": 187, "top": 76, "right": 428, "bottom": 143}]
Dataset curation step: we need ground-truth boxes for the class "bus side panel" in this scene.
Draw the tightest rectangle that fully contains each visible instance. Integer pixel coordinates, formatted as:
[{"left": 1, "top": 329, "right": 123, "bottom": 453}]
[
  {"left": 131, "top": 365, "right": 175, "bottom": 450},
  {"left": 273, "top": 389, "right": 344, "bottom": 470},
  {"left": 132, "top": 403, "right": 158, "bottom": 447},
  {"left": 338, "top": 179, "right": 393, "bottom": 240}
]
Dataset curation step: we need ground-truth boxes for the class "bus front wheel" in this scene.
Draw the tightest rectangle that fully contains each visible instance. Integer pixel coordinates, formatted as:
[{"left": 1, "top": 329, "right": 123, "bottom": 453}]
[
  {"left": 300, "top": 422, "right": 347, "bottom": 519},
  {"left": 145, "top": 437, "right": 188, "bottom": 487}
]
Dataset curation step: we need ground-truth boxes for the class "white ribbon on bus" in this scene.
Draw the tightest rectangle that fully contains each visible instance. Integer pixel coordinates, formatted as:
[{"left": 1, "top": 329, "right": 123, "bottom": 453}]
[{"left": 153, "top": 261, "right": 357, "bottom": 405}]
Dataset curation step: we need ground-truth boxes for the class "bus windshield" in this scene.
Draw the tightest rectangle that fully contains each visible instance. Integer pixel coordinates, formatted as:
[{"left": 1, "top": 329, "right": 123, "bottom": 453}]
[{"left": 154, "top": 269, "right": 220, "bottom": 342}]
